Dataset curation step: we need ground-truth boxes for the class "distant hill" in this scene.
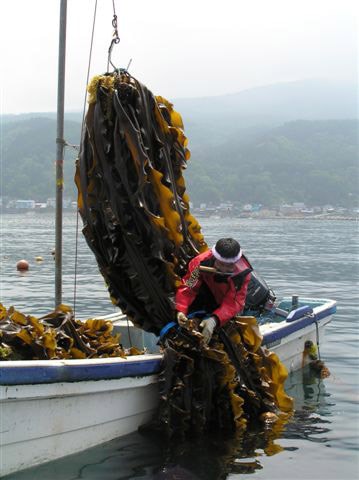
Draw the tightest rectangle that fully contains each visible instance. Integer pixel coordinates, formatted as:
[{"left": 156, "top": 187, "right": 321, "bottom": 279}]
[
  {"left": 3, "top": 79, "right": 357, "bottom": 136},
  {"left": 1, "top": 80, "right": 357, "bottom": 206},
  {"left": 1, "top": 118, "right": 81, "bottom": 201},
  {"left": 2, "top": 111, "right": 82, "bottom": 124},
  {"left": 175, "top": 79, "right": 357, "bottom": 120},
  {"left": 185, "top": 119, "right": 358, "bottom": 206},
  {"left": 174, "top": 79, "right": 358, "bottom": 148}
]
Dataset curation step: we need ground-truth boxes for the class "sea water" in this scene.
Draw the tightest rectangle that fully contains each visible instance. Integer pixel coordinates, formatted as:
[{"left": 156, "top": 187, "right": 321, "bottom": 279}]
[{"left": 1, "top": 213, "right": 358, "bottom": 480}]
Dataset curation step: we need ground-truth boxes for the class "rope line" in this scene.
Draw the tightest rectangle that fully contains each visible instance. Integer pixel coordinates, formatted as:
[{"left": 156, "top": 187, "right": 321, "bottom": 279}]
[
  {"left": 64, "top": 141, "right": 80, "bottom": 151},
  {"left": 73, "top": 208, "right": 80, "bottom": 317},
  {"left": 315, "top": 318, "right": 321, "bottom": 360},
  {"left": 80, "top": 0, "right": 98, "bottom": 147},
  {"left": 73, "top": 0, "right": 98, "bottom": 315},
  {"left": 126, "top": 317, "right": 133, "bottom": 348}
]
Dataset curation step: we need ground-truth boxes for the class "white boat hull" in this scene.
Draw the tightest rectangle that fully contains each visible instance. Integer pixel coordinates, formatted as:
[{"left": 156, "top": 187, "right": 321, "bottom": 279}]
[
  {"left": 1, "top": 374, "right": 158, "bottom": 476},
  {"left": 0, "top": 297, "right": 336, "bottom": 477},
  {"left": 261, "top": 297, "right": 335, "bottom": 372},
  {"left": 268, "top": 315, "right": 332, "bottom": 372}
]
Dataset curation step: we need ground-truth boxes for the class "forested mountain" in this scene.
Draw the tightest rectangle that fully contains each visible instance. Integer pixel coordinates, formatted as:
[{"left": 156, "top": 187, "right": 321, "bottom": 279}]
[
  {"left": 186, "top": 119, "right": 358, "bottom": 206},
  {"left": 1, "top": 80, "right": 358, "bottom": 207},
  {"left": 1, "top": 118, "right": 81, "bottom": 201}
]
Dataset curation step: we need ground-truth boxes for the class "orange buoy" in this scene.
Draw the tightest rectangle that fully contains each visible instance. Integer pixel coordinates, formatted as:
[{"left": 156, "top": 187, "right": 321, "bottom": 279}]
[{"left": 17, "top": 259, "right": 29, "bottom": 271}]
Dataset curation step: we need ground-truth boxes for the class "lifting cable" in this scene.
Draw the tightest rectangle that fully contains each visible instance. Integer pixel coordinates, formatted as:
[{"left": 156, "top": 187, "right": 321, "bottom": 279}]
[
  {"left": 109, "top": 0, "right": 135, "bottom": 345},
  {"left": 73, "top": 0, "right": 98, "bottom": 317}
]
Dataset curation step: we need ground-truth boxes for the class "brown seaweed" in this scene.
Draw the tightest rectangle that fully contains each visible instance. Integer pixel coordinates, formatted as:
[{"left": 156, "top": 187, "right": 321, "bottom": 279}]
[
  {"left": 75, "top": 71, "right": 293, "bottom": 433},
  {"left": 155, "top": 317, "right": 292, "bottom": 437},
  {"left": 0, "top": 303, "right": 128, "bottom": 360},
  {"left": 75, "top": 72, "right": 206, "bottom": 335}
]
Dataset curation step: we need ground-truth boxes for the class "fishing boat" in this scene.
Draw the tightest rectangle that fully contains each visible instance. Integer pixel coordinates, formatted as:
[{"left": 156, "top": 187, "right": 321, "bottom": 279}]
[
  {"left": 0, "top": 295, "right": 336, "bottom": 477},
  {"left": 0, "top": 1, "right": 337, "bottom": 477}
]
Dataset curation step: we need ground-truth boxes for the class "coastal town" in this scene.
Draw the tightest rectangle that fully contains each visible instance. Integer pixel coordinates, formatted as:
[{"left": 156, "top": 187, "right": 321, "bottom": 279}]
[
  {"left": 1, "top": 197, "right": 357, "bottom": 220},
  {"left": 192, "top": 201, "right": 359, "bottom": 219}
]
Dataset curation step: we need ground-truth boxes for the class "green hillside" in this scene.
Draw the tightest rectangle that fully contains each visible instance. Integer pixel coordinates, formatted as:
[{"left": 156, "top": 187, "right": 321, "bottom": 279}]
[
  {"left": 1, "top": 78, "right": 358, "bottom": 210},
  {"left": 1, "top": 118, "right": 81, "bottom": 202},
  {"left": 1, "top": 117, "right": 357, "bottom": 207},
  {"left": 186, "top": 119, "right": 358, "bottom": 206}
]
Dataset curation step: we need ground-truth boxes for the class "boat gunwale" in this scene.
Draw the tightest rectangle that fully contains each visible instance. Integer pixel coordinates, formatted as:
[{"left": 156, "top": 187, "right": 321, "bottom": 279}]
[
  {"left": 261, "top": 298, "right": 336, "bottom": 345},
  {"left": 0, "top": 299, "right": 336, "bottom": 386}
]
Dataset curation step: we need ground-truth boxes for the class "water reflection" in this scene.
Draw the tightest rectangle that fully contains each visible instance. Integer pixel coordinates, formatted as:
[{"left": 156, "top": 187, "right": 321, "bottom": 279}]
[
  {"left": 5, "top": 370, "right": 334, "bottom": 480},
  {"left": 148, "top": 419, "right": 287, "bottom": 479},
  {"left": 284, "top": 368, "right": 333, "bottom": 446}
]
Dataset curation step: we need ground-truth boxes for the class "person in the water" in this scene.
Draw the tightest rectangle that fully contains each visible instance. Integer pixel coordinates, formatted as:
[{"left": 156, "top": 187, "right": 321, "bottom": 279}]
[{"left": 175, "top": 238, "right": 252, "bottom": 344}]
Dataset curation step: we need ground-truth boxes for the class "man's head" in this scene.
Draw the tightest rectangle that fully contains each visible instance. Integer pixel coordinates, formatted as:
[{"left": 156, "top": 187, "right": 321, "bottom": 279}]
[{"left": 212, "top": 238, "right": 242, "bottom": 273}]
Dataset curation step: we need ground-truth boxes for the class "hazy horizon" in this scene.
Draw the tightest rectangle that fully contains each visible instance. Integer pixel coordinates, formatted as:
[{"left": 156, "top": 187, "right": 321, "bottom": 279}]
[{"left": 1, "top": 78, "right": 357, "bottom": 119}]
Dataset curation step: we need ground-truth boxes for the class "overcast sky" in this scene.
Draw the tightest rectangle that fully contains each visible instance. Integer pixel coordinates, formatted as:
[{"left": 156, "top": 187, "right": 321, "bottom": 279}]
[{"left": 0, "top": 0, "right": 357, "bottom": 114}]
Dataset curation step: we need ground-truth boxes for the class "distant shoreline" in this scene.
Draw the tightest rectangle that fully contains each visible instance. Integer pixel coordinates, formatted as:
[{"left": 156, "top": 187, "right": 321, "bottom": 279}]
[{"left": 2, "top": 210, "right": 356, "bottom": 221}]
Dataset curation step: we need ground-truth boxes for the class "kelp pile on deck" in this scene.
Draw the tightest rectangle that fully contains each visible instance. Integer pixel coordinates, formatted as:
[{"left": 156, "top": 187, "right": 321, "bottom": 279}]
[
  {"left": 75, "top": 71, "right": 293, "bottom": 434},
  {"left": 0, "top": 303, "right": 136, "bottom": 360}
]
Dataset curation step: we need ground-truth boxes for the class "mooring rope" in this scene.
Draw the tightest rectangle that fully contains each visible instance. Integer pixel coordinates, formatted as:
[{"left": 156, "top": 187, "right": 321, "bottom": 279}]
[{"left": 315, "top": 318, "right": 321, "bottom": 360}]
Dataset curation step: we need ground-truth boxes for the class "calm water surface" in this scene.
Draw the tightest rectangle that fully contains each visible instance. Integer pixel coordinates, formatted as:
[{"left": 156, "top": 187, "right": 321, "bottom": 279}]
[{"left": 1, "top": 213, "right": 358, "bottom": 480}]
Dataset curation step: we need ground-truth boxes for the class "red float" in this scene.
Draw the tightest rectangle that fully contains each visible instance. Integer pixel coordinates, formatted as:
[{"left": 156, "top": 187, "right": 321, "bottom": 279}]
[{"left": 16, "top": 260, "right": 29, "bottom": 271}]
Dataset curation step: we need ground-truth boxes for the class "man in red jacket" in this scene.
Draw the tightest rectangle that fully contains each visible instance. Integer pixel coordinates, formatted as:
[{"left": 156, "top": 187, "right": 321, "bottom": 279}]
[{"left": 175, "top": 238, "right": 252, "bottom": 344}]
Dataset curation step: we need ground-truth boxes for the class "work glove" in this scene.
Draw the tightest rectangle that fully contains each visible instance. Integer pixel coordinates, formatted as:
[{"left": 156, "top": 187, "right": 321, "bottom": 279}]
[
  {"left": 177, "top": 311, "right": 188, "bottom": 328},
  {"left": 199, "top": 316, "right": 217, "bottom": 344}
]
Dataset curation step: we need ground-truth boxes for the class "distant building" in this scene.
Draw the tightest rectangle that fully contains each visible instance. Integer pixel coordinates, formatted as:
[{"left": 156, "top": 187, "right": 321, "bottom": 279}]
[
  {"left": 300, "top": 208, "right": 314, "bottom": 215},
  {"left": 292, "top": 202, "right": 306, "bottom": 210},
  {"left": 46, "top": 197, "right": 72, "bottom": 208},
  {"left": 279, "top": 204, "right": 296, "bottom": 215},
  {"left": 251, "top": 203, "right": 262, "bottom": 212},
  {"left": 218, "top": 202, "right": 233, "bottom": 217},
  {"left": 280, "top": 203, "right": 307, "bottom": 214},
  {"left": 323, "top": 205, "right": 334, "bottom": 213},
  {"left": 14, "top": 200, "right": 35, "bottom": 209}
]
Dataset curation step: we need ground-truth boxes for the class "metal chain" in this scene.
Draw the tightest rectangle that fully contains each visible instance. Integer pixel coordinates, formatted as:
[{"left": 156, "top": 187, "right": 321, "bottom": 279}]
[{"left": 107, "top": 0, "right": 121, "bottom": 72}]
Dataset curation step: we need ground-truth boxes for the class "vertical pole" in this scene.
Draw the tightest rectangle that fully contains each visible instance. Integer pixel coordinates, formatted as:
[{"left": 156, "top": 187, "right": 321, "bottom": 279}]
[{"left": 55, "top": 0, "right": 67, "bottom": 307}]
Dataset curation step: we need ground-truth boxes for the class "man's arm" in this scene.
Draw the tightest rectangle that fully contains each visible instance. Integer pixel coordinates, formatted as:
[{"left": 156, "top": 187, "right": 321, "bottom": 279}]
[{"left": 175, "top": 259, "right": 203, "bottom": 315}]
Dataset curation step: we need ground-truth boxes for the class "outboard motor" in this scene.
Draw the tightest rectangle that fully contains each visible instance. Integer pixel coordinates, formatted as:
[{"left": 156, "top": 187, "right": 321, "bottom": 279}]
[{"left": 245, "top": 270, "right": 276, "bottom": 312}]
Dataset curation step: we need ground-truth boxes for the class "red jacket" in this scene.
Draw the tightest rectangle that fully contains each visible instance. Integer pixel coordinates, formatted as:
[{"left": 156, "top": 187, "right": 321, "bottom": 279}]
[{"left": 175, "top": 250, "right": 252, "bottom": 326}]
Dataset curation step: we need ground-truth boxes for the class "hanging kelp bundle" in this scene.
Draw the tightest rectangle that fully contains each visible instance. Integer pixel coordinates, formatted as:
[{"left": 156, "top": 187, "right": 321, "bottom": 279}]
[
  {"left": 0, "top": 303, "right": 133, "bottom": 360},
  {"left": 75, "top": 71, "right": 293, "bottom": 434},
  {"left": 155, "top": 315, "right": 292, "bottom": 437},
  {"left": 75, "top": 71, "right": 207, "bottom": 334}
]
